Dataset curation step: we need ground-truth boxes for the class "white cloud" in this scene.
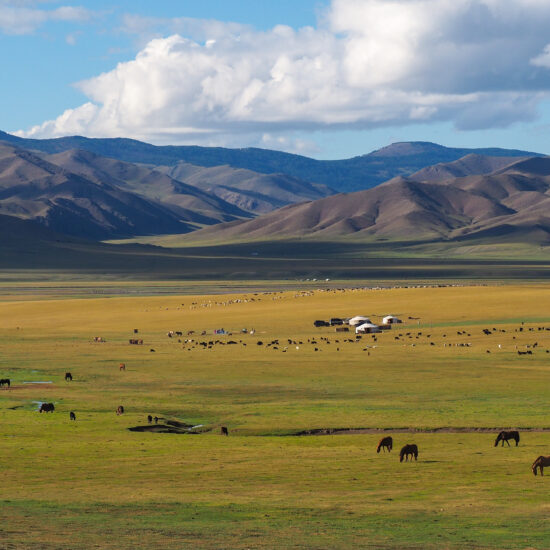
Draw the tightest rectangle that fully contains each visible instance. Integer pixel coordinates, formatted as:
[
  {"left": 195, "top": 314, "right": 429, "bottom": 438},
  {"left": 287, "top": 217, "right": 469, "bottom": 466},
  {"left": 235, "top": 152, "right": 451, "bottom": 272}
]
[
  {"left": 0, "top": 2, "right": 95, "bottom": 35},
  {"left": 17, "top": 0, "right": 550, "bottom": 145}
]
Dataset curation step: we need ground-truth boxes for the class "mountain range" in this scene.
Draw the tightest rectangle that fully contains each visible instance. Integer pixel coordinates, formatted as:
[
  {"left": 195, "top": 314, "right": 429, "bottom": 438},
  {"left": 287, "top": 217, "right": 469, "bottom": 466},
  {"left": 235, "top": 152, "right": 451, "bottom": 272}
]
[
  {"left": 0, "top": 130, "right": 539, "bottom": 192},
  {"left": 189, "top": 156, "right": 550, "bottom": 244},
  {"left": 1, "top": 129, "right": 548, "bottom": 257}
]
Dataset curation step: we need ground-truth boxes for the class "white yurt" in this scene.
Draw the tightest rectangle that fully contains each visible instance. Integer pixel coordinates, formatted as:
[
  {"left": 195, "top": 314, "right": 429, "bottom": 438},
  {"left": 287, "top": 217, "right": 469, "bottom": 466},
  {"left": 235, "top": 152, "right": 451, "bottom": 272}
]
[
  {"left": 355, "top": 322, "right": 381, "bottom": 334},
  {"left": 382, "top": 315, "right": 402, "bottom": 325},
  {"left": 349, "top": 315, "right": 371, "bottom": 326}
]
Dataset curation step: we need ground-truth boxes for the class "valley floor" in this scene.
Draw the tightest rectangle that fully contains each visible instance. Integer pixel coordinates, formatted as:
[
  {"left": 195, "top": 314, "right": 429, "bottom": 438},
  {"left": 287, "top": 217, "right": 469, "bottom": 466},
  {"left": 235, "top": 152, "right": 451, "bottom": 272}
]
[{"left": 1, "top": 283, "right": 549, "bottom": 548}]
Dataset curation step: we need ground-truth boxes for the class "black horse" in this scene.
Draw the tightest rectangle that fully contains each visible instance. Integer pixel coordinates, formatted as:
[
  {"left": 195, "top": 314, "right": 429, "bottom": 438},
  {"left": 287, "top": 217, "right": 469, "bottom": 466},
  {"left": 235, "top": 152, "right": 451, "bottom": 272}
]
[
  {"left": 221, "top": 426, "right": 229, "bottom": 436},
  {"left": 400, "top": 444, "right": 418, "bottom": 462},
  {"left": 377, "top": 436, "right": 393, "bottom": 453},
  {"left": 495, "top": 430, "right": 520, "bottom": 447},
  {"left": 39, "top": 403, "right": 55, "bottom": 413},
  {"left": 0, "top": 378, "right": 10, "bottom": 388},
  {"left": 65, "top": 372, "right": 73, "bottom": 382},
  {"left": 70, "top": 411, "right": 76, "bottom": 421},
  {"left": 147, "top": 415, "right": 153, "bottom": 423}
]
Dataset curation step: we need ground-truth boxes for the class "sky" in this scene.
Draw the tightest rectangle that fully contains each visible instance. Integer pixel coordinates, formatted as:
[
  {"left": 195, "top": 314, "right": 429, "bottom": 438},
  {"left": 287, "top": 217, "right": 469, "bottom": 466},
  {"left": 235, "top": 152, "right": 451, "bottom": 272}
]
[{"left": 3, "top": 0, "right": 550, "bottom": 159}]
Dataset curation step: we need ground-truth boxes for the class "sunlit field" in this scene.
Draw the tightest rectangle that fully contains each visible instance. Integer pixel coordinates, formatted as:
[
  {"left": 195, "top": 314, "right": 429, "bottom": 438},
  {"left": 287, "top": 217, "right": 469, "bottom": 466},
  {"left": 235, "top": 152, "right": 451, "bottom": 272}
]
[{"left": 1, "top": 283, "right": 549, "bottom": 548}]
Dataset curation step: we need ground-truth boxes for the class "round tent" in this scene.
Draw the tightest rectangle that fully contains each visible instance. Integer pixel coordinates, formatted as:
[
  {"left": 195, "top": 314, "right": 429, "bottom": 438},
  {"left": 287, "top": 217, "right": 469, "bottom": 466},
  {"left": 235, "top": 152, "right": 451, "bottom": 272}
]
[
  {"left": 355, "top": 322, "right": 381, "bottom": 334},
  {"left": 349, "top": 316, "right": 371, "bottom": 326}
]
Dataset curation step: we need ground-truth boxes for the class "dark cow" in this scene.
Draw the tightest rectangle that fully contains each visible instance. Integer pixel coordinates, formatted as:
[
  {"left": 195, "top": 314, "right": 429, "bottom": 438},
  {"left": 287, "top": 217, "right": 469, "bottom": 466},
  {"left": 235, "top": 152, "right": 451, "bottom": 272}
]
[
  {"left": 0, "top": 378, "right": 10, "bottom": 388},
  {"left": 70, "top": 411, "right": 76, "bottom": 421},
  {"left": 221, "top": 426, "right": 229, "bottom": 436},
  {"left": 400, "top": 444, "right": 418, "bottom": 462},
  {"left": 495, "top": 430, "right": 520, "bottom": 447},
  {"left": 39, "top": 403, "right": 55, "bottom": 413},
  {"left": 116, "top": 405, "right": 124, "bottom": 415},
  {"left": 65, "top": 372, "right": 73, "bottom": 381}
]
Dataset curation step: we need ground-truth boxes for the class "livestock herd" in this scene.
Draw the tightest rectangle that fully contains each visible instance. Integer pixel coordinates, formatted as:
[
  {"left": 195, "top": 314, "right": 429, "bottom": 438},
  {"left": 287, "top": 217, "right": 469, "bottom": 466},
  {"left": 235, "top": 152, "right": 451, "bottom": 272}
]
[{"left": 1, "top": 315, "right": 549, "bottom": 477}]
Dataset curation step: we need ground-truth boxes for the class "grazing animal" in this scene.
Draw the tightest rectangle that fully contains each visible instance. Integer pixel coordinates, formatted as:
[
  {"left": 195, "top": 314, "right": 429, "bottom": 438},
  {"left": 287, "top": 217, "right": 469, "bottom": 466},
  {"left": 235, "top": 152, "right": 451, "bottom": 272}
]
[
  {"left": 39, "top": 403, "right": 55, "bottom": 413},
  {"left": 400, "top": 444, "right": 418, "bottom": 462},
  {"left": 495, "top": 430, "right": 520, "bottom": 447},
  {"left": 0, "top": 378, "right": 10, "bottom": 388},
  {"left": 154, "top": 416, "right": 159, "bottom": 424},
  {"left": 377, "top": 436, "right": 393, "bottom": 453},
  {"left": 65, "top": 372, "right": 72, "bottom": 381},
  {"left": 147, "top": 415, "right": 152, "bottom": 423},
  {"left": 134, "top": 329, "right": 139, "bottom": 334},
  {"left": 150, "top": 348, "right": 156, "bottom": 352},
  {"left": 221, "top": 426, "right": 229, "bottom": 436},
  {"left": 532, "top": 455, "right": 550, "bottom": 476},
  {"left": 70, "top": 411, "right": 76, "bottom": 421},
  {"left": 119, "top": 363, "right": 126, "bottom": 371},
  {"left": 116, "top": 405, "right": 124, "bottom": 415}
]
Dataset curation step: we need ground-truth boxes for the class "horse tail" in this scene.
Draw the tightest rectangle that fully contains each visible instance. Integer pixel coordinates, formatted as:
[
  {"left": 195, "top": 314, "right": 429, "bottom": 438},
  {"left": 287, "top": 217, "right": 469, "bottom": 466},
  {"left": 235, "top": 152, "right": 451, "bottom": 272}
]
[{"left": 516, "top": 432, "right": 520, "bottom": 444}]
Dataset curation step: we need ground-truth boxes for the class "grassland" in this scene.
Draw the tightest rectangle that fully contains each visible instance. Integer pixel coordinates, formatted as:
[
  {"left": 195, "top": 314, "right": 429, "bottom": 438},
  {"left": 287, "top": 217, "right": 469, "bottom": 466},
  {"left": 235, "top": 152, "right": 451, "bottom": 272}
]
[{"left": 1, "top": 284, "right": 550, "bottom": 548}]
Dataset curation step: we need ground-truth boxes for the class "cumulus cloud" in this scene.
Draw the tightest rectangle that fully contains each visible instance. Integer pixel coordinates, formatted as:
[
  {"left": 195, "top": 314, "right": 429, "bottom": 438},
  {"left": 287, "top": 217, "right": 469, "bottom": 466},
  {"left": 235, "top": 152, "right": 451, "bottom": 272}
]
[
  {"left": 0, "top": 2, "right": 95, "bottom": 35},
  {"left": 17, "top": 0, "right": 550, "bottom": 145}
]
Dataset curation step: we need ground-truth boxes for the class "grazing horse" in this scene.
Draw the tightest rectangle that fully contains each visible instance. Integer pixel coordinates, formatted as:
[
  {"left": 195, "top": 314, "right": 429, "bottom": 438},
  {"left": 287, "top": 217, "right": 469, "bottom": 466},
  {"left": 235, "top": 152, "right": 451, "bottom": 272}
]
[
  {"left": 532, "top": 456, "right": 550, "bottom": 476},
  {"left": 119, "top": 363, "right": 126, "bottom": 371},
  {"left": 0, "top": 378, "right": 10, "bottom": 388},
  {"left": 65, "top": 372, "right": 73, "bottom": 381},
  {"left": 70, "top": 411, "right": 76, "bottom": 421},
  {"left": 400, "top": 444, "right": 418, "bottom": 462},
  {"left": 377, "top": 436, "right": 393, "bottom": 453},
  {"left": 147, "top": 415, "right": 152, "bottom": 423},
  {"left": 495, "top": 430, "right": 520, "bottom": 447},
  {"left": 221, "top": 426, "right": 229, "bottom": 436},
  {"left": 116, "top": 405, "right": 124, "bottom": 415},
  {"left": 39, "top": 403, "right": 55, "bottom": 413}
]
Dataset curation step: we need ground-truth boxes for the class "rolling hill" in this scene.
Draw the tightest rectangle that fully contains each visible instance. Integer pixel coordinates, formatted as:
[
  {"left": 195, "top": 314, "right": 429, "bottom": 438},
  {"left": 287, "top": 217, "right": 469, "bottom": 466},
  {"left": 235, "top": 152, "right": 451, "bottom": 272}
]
[
  {"left": 184, "top": 156, "right": 550, "bottom": 244},
  {"left": 0, "top": 130, "right": 540, "bottom": 193},
  {"left": 45, "top": 149, "right": 250, "bottom": 223},
  {"left": 0, "top": 143, "right": 193, "bottom": 239},
  {"left": 159, "top": 161, "right": 333, "bottom": 214}
]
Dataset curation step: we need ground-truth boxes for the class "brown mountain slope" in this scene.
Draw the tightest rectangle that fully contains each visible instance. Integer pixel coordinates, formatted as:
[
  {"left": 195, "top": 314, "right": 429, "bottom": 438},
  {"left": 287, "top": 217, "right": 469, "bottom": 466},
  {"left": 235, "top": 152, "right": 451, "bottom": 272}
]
[
  {"left": 46, "top": 149, "right": 250, "bottom": 223},
  {"left": 160, "top": 161, "right": 333, "bottom": 214},
  {"left": 185, "top": 158, "right": 550, "bottom": 244},
  {"left": 0, "top": 143, "right": 190, "bottom": 239},
  {"left": 410, "top": 154, "right": 525, "bottom": 182}
]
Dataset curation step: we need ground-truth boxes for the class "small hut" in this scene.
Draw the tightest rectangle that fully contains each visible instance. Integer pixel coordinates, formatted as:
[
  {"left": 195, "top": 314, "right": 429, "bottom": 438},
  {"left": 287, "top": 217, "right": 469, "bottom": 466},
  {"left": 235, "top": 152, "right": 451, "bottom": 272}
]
[
  {"left": 349, "top": 316, "right": 371, "bottom": 327},
  {"left": 382, "top": 315, "right": 402, "bottom": 325},
  {"left": 355, "top": 322, "right": 381, "bottom": 334}
]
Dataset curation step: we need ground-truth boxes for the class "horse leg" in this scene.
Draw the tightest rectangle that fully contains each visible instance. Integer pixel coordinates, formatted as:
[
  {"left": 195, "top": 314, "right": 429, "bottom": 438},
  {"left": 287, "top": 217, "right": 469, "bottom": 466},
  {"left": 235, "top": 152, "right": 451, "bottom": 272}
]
[{"left": 506, "top": 439, "right": 511, "bottom": 447}]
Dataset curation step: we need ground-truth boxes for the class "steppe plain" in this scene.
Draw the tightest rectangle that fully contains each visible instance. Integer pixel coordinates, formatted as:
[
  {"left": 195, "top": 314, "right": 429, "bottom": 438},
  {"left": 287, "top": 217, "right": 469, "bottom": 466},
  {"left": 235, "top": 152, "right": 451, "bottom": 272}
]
[{"left": 1, "top": 281, "right": 549, "bottom": 549}]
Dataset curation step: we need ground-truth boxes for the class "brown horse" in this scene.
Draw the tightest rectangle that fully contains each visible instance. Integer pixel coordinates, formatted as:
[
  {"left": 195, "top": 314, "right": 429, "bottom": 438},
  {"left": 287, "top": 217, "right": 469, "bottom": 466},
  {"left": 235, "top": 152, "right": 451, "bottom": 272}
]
[
  {"left": 400, "top": 444, "right": 418, "bottom": 462},
  {"left": 119, "top": 363, "right": 126, "bottom": 371},
  {"left": 116, "top": 405, "right": 124, "bottom": 415},
  {"left": 495, "top": 430, "right": 520, "bottom": 447},
  {"left": 377, "top": 436, "right": 393, "bottom": 453},
  {"left": 532, "top": 456, "right": 550, "bottom": 476}
]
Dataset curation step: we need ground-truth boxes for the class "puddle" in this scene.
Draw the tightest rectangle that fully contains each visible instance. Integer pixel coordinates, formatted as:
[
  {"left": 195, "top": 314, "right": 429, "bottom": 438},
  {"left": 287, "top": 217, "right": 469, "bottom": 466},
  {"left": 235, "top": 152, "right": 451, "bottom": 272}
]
[{"left": 128, "top": 420, "right": 209, "bottom": 434}]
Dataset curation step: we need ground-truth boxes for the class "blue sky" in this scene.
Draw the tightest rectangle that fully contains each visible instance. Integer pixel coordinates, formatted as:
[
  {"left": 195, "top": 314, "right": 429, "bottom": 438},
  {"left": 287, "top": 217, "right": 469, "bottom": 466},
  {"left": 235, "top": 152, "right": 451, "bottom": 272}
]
[{"left": 3, "top": 0, "right": 550, "bottom": 158}]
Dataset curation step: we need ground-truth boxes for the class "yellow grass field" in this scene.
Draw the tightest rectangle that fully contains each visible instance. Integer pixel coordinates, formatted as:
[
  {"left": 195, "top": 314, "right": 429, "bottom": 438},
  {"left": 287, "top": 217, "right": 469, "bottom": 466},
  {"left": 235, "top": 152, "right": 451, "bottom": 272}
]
[{"left": 1, "top": 283, "right": 549, "bottom": 549}]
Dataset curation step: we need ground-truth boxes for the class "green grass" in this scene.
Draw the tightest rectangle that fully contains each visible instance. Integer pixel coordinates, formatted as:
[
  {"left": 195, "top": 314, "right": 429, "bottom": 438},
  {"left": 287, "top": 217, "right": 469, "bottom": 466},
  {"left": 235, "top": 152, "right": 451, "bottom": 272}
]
[{"left": 1, "top": 284, "right": 550, "bottom": 548}]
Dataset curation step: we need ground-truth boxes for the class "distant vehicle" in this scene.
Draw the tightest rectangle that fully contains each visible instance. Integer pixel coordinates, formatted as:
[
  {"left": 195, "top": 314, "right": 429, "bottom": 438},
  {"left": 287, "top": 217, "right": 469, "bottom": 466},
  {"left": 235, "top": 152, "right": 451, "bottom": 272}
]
[
  {"left": 314, "top": 320, "right": 329, "bottom": 327},
  {"left": 330, "top": 318, "right": 343, "bottom": 325}
]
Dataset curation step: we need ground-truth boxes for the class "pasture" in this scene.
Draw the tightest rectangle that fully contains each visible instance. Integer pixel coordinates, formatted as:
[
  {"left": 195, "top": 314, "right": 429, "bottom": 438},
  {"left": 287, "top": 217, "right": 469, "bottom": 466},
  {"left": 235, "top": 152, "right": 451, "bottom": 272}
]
[{"left": 1, "top": 283, "right": 550, "bottom": 548}]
